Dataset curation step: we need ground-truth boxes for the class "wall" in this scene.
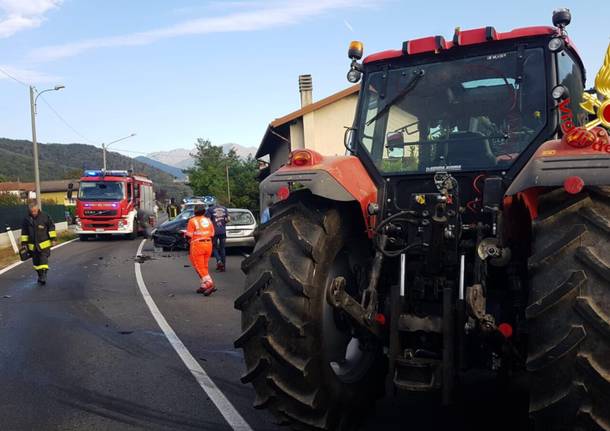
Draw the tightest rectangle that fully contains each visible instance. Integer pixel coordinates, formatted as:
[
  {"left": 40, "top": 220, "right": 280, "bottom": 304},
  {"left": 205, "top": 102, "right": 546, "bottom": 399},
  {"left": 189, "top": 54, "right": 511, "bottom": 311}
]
[
  {"left": 266, "top": 92, "right": 359, "bottom": 171},
  {"left": 310, "top": 93, "right": 358, "bottom": 156},
  {"left": 269, "top": 140, "right": 291, "bottom": 173},
  {"left": 41, "top": 191, "right": 68, "bottom": 205}
]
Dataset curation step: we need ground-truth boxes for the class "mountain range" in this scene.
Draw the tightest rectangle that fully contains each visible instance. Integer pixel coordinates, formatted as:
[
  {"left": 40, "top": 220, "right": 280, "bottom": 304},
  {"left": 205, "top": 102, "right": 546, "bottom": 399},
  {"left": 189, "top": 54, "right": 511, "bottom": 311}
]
[
  {"left": 133, "top": 156, "right": 187, "bottom": 180},
  {"left": 0, "top": 138, "right": 191, "bottom": 199},
  {"left": 144, "top": 143, "right": 257, "bottom": 170}
]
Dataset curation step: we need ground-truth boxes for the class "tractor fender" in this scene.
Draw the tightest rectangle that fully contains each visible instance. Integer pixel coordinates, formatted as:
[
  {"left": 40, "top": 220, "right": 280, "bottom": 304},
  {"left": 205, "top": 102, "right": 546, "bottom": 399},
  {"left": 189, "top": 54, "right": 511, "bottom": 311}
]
[
  {"left": 506, "top": 135, "right": 610, "bottom": 196},
  {"left": 260, "top": 151, "right": 377, "bottom": 231}
]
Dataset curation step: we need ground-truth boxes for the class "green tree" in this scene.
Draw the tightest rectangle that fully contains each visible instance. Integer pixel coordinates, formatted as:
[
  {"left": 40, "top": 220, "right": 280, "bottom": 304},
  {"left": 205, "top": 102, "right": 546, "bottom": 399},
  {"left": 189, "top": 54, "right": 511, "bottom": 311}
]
[{"left": 187, "top": 138, "right": 259, "bottom": 213}]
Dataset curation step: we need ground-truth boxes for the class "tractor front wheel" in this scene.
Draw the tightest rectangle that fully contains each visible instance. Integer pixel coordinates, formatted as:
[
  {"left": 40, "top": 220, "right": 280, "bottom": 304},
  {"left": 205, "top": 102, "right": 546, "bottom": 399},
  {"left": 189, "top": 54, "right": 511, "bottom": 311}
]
[{"left": 235, "top": 193, "right": 384, "bottom": 430}]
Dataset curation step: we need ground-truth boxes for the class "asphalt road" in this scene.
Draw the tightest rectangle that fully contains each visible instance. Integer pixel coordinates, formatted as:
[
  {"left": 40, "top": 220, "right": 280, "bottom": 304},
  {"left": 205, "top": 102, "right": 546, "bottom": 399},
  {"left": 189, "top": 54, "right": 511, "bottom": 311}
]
[
  {"left": 0, "top": 236, "right": 527, "bottom": 431},
  {"left": 0, "top": 237, "right": 282, "bottom": 431}
]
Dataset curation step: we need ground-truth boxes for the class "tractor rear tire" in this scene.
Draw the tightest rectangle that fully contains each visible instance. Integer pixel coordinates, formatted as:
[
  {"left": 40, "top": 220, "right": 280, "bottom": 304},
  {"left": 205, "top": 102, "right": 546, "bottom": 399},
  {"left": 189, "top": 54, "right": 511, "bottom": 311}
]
[
  {"left": 526, "top": 187, "right": 610, "bottom": 430},
  {"left": 235, "top": 193, "right": 384, "bottom": 430}
]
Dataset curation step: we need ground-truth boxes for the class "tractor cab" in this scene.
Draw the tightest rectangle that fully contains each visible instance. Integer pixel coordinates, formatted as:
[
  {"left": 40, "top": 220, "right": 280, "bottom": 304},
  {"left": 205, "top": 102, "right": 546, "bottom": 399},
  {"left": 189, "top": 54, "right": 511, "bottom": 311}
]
[{"left": 349, "top": 20, "right": 586, "bottom": 183}]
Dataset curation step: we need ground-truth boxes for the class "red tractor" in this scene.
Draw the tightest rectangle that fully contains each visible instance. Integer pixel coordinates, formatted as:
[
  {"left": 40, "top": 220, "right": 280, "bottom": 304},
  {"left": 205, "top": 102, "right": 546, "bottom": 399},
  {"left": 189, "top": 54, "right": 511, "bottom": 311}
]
[{"left": 235, "top": 9, "right": 610, "bottom": 430}]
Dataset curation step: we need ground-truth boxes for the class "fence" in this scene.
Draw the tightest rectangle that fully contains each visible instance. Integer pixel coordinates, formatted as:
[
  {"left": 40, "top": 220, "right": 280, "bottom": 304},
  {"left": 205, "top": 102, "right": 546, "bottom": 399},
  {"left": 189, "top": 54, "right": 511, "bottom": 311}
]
[{"left": 0, "top": 204, "right": 67, "bottom": 230}]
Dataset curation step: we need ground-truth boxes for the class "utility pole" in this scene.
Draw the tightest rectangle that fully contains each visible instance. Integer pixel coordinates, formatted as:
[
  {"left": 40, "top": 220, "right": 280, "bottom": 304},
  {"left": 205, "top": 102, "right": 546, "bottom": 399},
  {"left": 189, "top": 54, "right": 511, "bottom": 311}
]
[
  {"left": 226, "top": 164, "right": 231, "bottom": 204},
  {"left": 101, "top": 133, "right": 136, "bottom": 170},
  {"left": 29, "top": 86, "right": 41, "bottom": 208},
  {"left": 102, "top": 143, "right": 107, "bottom": 170},
  {"left": 29, "top": 84, "right": 65, "bottom": 209}
]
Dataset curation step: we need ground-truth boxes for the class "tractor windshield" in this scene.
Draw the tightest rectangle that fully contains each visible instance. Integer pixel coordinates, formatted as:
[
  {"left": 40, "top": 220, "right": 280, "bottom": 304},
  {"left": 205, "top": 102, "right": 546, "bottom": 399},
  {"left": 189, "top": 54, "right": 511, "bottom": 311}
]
[{"left": 359, "top": 48, "right": 547, "bottom": 173}]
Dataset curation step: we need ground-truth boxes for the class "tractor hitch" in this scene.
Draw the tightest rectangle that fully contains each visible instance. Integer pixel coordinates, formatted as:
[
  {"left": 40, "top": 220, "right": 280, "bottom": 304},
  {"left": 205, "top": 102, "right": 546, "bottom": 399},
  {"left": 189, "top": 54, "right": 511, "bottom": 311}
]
[{"left": 327, "top": 277, "right": 382, "bottom": 338}]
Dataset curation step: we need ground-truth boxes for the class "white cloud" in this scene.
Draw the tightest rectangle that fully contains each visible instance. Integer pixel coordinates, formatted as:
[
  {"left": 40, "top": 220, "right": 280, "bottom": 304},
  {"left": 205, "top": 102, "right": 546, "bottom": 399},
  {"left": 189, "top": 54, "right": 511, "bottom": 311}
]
[
  {"left": 0, "top": 0, "right": 62, "bottom": 38},
  {"left": 30, "top": 0, "right": 377, "bottom": 61},
  {"left": 0, "top": 64, "right": 60, "bottom": 83}
]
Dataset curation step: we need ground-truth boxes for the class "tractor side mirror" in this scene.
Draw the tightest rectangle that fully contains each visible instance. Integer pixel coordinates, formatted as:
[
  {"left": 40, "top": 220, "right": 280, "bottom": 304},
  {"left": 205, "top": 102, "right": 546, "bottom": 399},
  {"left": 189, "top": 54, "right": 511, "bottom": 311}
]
[
  {"left": 386, "top": 132, "right": 406, "bottom": 158},
  {"left": 343, "top": 127, "right": 356, "bottom": 154},
  {"left": 386, "top": 132, "right": 405, "bottom": 149}
]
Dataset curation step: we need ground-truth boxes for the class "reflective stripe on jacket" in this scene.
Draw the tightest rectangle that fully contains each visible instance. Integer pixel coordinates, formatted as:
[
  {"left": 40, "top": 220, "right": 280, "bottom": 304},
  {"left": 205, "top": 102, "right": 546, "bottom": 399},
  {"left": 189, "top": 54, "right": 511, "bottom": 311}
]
[{"left": 21, "top": 212, "right": 56, "bottom": 252}]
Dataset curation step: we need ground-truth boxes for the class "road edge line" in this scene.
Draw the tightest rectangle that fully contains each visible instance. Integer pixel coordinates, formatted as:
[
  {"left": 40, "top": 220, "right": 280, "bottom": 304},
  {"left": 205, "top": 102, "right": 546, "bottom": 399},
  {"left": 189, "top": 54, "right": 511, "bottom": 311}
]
[
  {"left": 134, "top": 239, "right": 252, "bottom": 431},
  {"left": 0, "top": 238, "right": 78, "bottom": 276}
]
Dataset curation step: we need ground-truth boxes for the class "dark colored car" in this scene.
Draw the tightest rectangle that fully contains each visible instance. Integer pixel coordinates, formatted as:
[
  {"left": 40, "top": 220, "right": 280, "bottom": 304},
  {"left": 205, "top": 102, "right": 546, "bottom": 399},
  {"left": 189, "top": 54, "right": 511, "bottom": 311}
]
[
  {"left": 152, "top": 208, "right": 257, "bottom": 251},
  {"left": 152, "top": 209, "right": 192, "bottom": 250}
]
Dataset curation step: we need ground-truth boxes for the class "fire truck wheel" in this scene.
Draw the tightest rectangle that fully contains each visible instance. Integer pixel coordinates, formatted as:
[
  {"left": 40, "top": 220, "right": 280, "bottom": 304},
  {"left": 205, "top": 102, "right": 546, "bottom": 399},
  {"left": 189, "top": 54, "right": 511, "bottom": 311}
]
[
  {"left": 128, "top": 220, "right": 138, "bottom": 240},
  {"left": 235, "top": 191, "right": 385, "bottom": 430},
  {"left": 527, "top": 187, "right": 610, "bottom": 430}
]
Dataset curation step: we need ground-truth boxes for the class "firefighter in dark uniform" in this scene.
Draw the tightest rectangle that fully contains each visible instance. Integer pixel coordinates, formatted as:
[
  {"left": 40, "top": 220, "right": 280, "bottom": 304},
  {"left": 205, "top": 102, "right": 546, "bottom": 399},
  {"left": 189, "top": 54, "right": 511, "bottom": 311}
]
[{"left": 20, "top": 203, "right": 57, "bottom": 284}]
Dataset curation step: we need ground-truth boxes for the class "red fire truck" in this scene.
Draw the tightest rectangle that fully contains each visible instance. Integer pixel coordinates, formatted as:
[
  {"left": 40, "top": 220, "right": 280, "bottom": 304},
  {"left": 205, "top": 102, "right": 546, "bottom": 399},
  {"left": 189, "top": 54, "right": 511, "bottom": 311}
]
[{"left": 71, "top": 170, "right": 156, "bottom": 241}]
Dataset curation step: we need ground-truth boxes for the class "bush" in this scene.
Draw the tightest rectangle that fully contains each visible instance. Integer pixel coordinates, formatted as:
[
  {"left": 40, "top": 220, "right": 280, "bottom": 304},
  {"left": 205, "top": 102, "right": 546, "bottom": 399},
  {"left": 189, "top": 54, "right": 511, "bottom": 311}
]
[{"left": 0, "top": 193, "right": 23, "bottom": 206}]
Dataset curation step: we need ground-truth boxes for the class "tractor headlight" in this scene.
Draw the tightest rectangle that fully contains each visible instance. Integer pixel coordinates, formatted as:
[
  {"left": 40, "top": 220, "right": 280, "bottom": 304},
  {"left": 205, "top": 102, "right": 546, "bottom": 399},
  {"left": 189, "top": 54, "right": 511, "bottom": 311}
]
[
  {"left": 551, "top": 84, "right": 569, "bottom": 101},
  {"left": 347, "top": 68, "right": 362, "bottom": 83},
  {"left": 548, "top": 37, "right": 564, "bottom": 53}
]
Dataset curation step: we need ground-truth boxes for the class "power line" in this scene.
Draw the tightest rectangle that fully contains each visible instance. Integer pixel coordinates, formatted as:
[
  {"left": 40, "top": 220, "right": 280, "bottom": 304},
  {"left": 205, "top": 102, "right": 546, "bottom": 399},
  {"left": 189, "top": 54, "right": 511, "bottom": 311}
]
[
  {"left": 38, "top": 95, "right": 94, "bottom": 144},
  {"left": 0, "top": 67, "right": 29, "bottom": 87}
]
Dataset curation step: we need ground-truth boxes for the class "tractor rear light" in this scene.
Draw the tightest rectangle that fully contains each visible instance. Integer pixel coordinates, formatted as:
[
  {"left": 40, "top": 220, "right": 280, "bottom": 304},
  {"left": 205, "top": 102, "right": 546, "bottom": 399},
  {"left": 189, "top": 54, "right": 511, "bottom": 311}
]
[
  {"left": 289, "top": 150, "right": 314, "bottom": 166},
  {"left": 374, "top": 313, "right": 386, "bottom": 326},
  {"left": 498, "top": 323, "right": 513, "bottom": 339},
  {"left": 287, "top": 149, "right": 323, "bottom": 167},
  {"left": 277, "top": 186, "right": 290, "bottom": 201},
  {"left": 563, "top": 176, "right": 584, "bottom": 194}
]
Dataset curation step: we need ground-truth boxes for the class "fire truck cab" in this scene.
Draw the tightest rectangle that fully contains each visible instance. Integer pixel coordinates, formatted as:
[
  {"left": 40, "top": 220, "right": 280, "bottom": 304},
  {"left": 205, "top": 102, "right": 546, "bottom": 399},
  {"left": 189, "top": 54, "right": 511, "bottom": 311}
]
[{"left": 72, "top": 170, "right": 156, "bottom": 240}]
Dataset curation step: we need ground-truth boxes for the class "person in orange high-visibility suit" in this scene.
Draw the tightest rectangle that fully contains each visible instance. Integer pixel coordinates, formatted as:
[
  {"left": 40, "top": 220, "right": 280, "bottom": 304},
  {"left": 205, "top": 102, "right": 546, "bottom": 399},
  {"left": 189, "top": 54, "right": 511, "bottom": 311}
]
[{"left": 186, "top": 205, "right": 216, "bottom": 295}]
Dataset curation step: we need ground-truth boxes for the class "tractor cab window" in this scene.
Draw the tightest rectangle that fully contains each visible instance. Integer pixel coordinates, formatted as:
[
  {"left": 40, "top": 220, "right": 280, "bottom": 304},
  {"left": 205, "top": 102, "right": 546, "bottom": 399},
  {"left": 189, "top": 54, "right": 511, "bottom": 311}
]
[
  {"left": 557, "top": 51, "right": 587, "bottom": 130},
  {"left": 359, "top": 48, "right": 547, "bottom": 173}
]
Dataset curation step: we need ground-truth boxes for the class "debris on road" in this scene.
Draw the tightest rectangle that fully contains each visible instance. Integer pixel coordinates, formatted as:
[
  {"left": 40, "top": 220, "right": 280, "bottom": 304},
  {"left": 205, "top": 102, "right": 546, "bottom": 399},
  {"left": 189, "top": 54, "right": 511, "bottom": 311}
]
[{"left": 135, "top": 255, "right": 153, "bottom": 263}]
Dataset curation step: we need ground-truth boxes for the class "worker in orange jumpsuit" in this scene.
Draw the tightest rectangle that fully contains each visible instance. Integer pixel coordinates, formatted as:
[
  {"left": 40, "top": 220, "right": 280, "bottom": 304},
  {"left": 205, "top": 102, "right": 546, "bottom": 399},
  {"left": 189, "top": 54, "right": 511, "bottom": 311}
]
[{"left": 186, "top": 205, "right": 216, "bottom": 295}]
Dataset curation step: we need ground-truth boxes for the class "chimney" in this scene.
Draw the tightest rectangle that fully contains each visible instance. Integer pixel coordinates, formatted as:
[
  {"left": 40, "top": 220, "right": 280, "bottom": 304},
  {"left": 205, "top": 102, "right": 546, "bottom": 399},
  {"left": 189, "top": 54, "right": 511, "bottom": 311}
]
[{"left": 299, "top": 74, "right": 313, "bottom": 108}]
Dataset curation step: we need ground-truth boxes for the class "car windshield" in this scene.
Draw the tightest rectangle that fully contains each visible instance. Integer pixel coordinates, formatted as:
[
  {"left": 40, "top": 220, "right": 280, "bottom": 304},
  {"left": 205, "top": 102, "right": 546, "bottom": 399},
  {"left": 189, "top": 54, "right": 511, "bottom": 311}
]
[
  {"left": 176, "top": 209, "right": 194, "bottom": 220},
  {"left": 228, "top": 211, "right": 255, "bottom": 226},
  {"left": 359, "top": 48, "right": 547, "bottom": 173},
  {"left": 78, "top": 181, "right": 125, "bottom": 201}
]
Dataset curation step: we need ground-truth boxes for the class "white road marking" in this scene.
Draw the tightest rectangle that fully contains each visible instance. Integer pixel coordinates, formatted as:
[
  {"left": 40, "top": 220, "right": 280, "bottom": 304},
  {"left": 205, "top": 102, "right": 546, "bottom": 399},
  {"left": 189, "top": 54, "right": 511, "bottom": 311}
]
[
  {"left": 134, "top": 239, "right": 252, "bottom": 431},
  {"left": 0, "top": 238, "right": 78, "bottom": 276},
  {"left": 0, "top": 260, "right": 24, "bottom": 276},
  {"left": 51, "top": 238, "right": 78, "bottom": 250}
]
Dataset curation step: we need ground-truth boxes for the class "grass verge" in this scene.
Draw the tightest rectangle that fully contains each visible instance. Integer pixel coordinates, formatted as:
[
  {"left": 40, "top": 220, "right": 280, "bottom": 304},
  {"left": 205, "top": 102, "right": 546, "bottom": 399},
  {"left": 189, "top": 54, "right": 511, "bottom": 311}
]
[{"left": 0, "top": 230, "right": 77, "bottom": 271}]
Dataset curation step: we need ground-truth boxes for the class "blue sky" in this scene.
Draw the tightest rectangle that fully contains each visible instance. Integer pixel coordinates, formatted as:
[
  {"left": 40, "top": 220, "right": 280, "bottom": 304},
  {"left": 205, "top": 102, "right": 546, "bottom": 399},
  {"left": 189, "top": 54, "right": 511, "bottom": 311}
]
[{"left": 1, "top": 0, "right": 609, "bottom": 157}]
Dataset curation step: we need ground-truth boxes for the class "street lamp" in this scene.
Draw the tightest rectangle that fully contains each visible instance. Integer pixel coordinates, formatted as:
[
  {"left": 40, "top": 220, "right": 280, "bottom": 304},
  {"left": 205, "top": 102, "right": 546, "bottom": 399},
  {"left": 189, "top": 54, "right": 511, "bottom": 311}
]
[
  {"left": 30, "top": 84, "right": 65, "bottom": 209},
  {"left": 102, "top": 133, "right": 136, "bottom": 170}
]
